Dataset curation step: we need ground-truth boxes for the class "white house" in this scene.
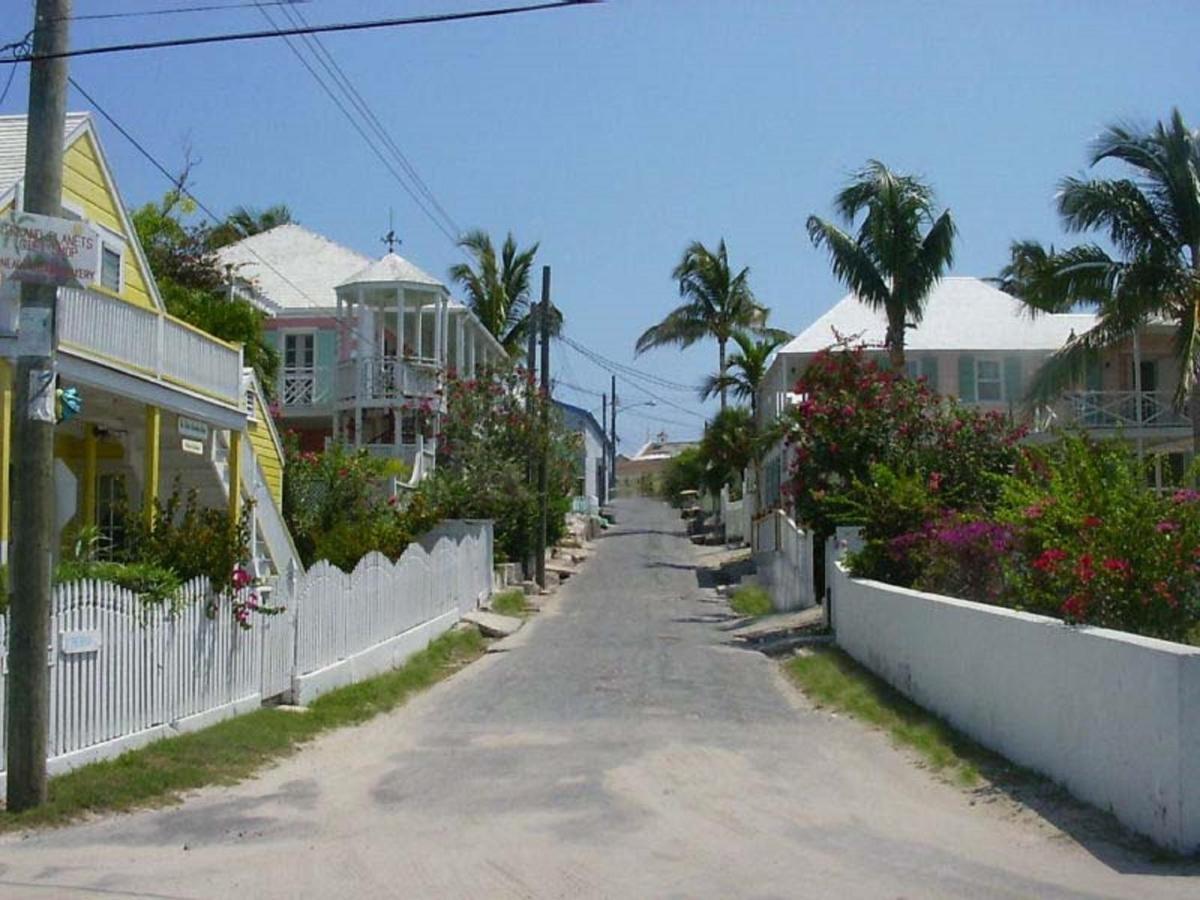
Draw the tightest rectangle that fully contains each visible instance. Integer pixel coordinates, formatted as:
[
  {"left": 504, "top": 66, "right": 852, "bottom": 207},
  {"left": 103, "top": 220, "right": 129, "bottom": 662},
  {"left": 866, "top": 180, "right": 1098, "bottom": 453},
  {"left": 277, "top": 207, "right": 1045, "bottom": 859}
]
[
  {"left": 755, "top": 276, "right": 1192, "bottom": 513},
  {"left": 553, "top": 399, "right": 612, "bottom": 512}
]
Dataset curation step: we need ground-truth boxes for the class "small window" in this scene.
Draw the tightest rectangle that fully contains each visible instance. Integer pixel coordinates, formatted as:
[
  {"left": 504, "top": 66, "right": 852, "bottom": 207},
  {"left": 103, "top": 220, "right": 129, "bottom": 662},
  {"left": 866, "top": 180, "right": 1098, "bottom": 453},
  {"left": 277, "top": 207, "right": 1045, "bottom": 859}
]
[
  {"left": 100, "top": 244, "right": 121, "bottom": 292},
  {"left": 976, "top": 359, "right": 1002, "bottom": 402},
  {"left": 284, "top": 333, "right": 315, "bottom": 369}
]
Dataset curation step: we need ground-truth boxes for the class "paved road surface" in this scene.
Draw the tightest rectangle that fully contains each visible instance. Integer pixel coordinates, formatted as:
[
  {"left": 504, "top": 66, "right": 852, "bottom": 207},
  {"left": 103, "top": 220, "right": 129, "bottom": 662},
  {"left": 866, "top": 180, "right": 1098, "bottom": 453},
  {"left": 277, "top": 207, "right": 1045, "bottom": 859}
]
[{"left": 1, "top": 498, "right": 1196, "bottom": 898}]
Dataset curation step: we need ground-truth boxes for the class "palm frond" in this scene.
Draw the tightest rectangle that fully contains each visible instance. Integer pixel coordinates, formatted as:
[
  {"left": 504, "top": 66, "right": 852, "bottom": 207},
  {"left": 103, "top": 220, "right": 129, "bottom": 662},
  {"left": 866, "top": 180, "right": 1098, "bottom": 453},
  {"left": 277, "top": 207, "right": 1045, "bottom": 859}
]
[{"left": 806, "top": 217, "right": 889, "bottom": 307}]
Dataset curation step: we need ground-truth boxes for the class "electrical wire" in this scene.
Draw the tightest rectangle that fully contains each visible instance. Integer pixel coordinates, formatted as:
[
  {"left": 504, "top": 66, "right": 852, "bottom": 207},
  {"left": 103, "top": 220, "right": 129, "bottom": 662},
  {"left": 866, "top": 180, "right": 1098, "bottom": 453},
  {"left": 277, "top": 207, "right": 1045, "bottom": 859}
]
[
  {"left": 253, "top": 2, "right": 461, "bottom": 247},
  {"left": 59, "top": 1, "right": 310, "bottom": 22},
  {"left": 556, "top": 333, "right": 698, "bottom": 392},
  {"left": 280, "top": 1, "right": 462, "bottom": 241},
  {"left": 2, "top": 1, "right": 601, "bottom": 64},
  {"left": 555, "top": 336, "right": 705, "bottom": 420}
]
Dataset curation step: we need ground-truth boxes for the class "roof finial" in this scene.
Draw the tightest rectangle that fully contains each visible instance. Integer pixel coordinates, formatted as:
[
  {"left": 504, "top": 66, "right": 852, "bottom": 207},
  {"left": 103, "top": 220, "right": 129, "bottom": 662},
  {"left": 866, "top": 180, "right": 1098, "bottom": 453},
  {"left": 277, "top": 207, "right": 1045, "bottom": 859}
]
[{"left": 381, "top": 208, "right": 401, "bottom": 254}]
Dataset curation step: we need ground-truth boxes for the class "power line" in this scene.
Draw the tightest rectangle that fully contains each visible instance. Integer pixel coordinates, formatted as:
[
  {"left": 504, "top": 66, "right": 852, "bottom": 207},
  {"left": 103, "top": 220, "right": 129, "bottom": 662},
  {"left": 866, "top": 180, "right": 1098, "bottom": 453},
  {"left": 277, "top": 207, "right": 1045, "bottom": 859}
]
[
  {"left": 60, "top": 1, "right": 310, "bottom": 22},
  {"left": 619, "top": 407, "right": 701, "bottom": 432},
  {"left": 253, "top": 2, "right": 461, "bottom": 247},
  {"left": 265, "top": 1, "right": 463, "bottom": 247},
  {"left": 2, "top": 1, "right": 601, "bottom": 64},
  {"left": 556, "top": 333, "right": 698, "bottom": 393},
  {"left": 68, "top": 76, "right": 333, "bottom": 314},
  {"left": 555, "top": 336, "right": 705, "bottom": 420}
]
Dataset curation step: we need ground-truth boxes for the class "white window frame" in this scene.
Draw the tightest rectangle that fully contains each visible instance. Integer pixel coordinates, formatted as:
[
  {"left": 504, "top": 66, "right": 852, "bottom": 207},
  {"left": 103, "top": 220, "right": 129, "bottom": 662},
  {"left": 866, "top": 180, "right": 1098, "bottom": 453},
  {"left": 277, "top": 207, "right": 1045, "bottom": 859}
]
[
  {"left": 976, "top": 358, "right": 1003, "bottom": 402},
  {"left": 282, "top": 330, "right": 316, "bottom": 371},
  {"left": 96, "top": 223, "right": 126, "bottom": 295}
]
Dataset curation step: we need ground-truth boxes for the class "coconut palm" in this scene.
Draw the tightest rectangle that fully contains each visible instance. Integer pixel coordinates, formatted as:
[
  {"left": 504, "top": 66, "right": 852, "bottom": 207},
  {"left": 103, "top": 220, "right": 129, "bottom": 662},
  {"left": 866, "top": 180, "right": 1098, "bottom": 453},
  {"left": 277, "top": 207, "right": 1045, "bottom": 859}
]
[
  {"left": 699, "top": 328, "right": 791, "bottom": 415},
  {"left": 636, "top": 239, "right": 771, "bottom": 410},
  {"left": 996, "top": 109, "right": 1200, "bottom": 454},
  {"left": 207, "top": 203, "right": 293, "bottom": 248},
  {"left": 448, "top": 229, "right": 552, "bottom": 353},
  {"left": 807, "top": 161, "right": 956, "bottom": 371}
]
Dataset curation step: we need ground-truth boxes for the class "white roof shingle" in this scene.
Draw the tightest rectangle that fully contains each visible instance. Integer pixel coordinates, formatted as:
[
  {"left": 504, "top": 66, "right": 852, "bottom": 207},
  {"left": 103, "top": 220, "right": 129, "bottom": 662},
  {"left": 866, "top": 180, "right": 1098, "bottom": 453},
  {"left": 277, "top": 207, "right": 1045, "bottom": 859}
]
[
  {"left": 339, "top": 252, "right": 443, "bottom": 290},
  {"left": 0, "top": 112, "right": 92, "bottom": 200},
  {"left": 781, "top": 277, "right": 1095, "bottom": 354},
  {"left": 215, "top": 223, "right": 372, "bottom": 310}
]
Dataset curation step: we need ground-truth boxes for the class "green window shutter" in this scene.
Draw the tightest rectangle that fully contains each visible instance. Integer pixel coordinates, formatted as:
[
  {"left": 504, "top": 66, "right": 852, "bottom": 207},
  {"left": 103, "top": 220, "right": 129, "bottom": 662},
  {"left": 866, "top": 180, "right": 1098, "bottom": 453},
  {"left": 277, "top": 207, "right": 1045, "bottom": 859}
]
[
  {"left": 920, "top": 356, "right": 938, "bottom": 390},
  {"left": 957, "top": 354, "right": 976, "bottom": 402},
  {"left": 1003, "top": 356, "right": 1022, "bottom": 403},
  {"left": 263, "top": 329, "right": 281, "bottom": 351},
  {"left": 1085, "top": 356, "right": 1102, "bottom": 391},
  {"left": 315, "top": 330, "right": 337, "bottom": 401}
]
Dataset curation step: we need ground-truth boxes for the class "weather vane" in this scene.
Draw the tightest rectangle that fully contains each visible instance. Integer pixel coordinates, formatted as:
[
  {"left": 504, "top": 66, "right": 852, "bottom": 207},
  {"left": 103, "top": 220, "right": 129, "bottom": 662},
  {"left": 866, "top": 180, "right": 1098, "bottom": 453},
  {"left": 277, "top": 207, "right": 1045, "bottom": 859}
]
[{"left": 381, "top": 208, "right": 401, "bottom": 253}]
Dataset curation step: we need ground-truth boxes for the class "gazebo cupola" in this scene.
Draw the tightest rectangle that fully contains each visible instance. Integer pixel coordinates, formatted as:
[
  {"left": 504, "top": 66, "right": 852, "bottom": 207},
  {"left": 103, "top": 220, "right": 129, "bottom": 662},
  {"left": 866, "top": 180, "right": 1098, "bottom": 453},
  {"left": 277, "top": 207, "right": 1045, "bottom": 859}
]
[{"left": 332, "top": 252, "right": 450, "bottom": 461}]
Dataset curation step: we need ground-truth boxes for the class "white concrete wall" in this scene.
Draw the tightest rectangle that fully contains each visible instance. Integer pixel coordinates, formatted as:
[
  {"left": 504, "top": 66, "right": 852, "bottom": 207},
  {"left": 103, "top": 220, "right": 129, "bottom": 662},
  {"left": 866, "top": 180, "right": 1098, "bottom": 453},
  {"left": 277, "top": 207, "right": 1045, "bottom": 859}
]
[
  {"left": 830, "top": 564, "right": 1200, "bottom": 854},
  {"left": 752, "top": 511, "right": 815, "bottom": 611}
]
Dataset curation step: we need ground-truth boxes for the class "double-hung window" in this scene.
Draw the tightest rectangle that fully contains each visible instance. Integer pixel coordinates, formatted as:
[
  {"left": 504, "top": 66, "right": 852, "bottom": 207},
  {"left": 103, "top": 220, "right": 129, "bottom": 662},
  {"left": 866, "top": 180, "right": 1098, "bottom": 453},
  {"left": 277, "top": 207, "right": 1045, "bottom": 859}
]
[{"left": 976, "top": 359, "right": 1003, "bottom": 402}]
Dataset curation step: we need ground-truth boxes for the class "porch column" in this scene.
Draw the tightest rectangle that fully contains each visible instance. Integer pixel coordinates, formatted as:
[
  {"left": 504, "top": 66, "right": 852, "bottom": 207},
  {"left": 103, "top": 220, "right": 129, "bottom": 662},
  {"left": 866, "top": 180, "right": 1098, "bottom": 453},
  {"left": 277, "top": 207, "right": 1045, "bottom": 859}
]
[
  {"left": 396, "top": 287, "right": 406, "bottom": 357},
  {"left": 228, "top": 430, "right": 242, "bottom": 524},
  {"left": 0, "top": 361, "right": 11, "bottom": 563},
  {"left": 456, "top": 313, "right": 465, "bottom": 376},
  {"left": 82, "top": 425, "right": 97, "bottom": 527},
  {"left": 144, "top": 405, "right": 161, "bottom": 526},
  {"left": 415, "top": 302, "right": 424, "bottom": 360},
  {"left": 467, "top": 331, "right": 476, "bottom": 378}
]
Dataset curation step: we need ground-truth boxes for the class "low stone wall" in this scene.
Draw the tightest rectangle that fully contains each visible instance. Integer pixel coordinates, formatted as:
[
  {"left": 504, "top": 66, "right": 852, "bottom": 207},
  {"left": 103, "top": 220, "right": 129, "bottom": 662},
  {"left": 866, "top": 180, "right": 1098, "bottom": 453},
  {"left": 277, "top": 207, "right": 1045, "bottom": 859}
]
[{"left": 830, "top": 563, "right": 1200, "bottom": 854}]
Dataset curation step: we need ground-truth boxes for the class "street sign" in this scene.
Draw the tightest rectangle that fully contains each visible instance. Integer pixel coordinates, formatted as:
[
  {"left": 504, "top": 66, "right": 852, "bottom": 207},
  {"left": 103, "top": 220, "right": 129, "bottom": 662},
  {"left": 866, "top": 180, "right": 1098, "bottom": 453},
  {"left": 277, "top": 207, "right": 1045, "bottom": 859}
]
[{"left": 0, "top": 211, "right": 99, "bottom": 287}]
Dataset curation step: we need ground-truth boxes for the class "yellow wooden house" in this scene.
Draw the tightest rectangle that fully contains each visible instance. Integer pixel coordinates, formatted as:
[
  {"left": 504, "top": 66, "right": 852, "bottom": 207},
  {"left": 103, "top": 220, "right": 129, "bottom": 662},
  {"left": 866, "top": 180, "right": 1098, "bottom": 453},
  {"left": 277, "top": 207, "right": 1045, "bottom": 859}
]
[{"left": 0, "top": 112, "right": 296, "bottom": 575}]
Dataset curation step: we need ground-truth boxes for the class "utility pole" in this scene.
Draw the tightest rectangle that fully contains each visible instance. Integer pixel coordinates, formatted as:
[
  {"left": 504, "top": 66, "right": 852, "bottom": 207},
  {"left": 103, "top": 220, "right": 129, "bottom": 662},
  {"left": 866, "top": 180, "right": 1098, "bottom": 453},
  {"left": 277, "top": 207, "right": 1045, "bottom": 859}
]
[
  {"left": 7, "top": 0, "right": 72, "bottom": 812},
  {"left": 600, "top": 392, "right": 607, "bottom": 506},
  {"left": 523, "top": 286, "right": 538, "bottom": 580},
  {"left": 609, "top": 374, "right": 617, "bottom": 496},
  {"left": 535, "top": 266, "right": 550, "bottom": 590}
]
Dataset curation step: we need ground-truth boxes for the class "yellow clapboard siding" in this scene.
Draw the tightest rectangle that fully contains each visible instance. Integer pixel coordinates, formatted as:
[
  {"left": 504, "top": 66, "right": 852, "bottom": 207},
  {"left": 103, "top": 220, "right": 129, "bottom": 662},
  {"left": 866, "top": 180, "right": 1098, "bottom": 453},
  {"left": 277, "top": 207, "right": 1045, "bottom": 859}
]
[
  {"left": 247, "top": 393, "right": 284, "bottom": 506},
  {"left": 61, "top": 132, "right": 156, "bottom": 310}
]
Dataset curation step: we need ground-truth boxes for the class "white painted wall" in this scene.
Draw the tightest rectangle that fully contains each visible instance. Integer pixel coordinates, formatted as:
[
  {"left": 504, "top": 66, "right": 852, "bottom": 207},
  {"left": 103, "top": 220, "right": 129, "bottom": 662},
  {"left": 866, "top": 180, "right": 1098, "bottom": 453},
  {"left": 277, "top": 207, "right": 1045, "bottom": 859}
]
[
  {"left": 830, "top": 564, "right": 1200, "bottom": 854},
  {"left": 751, "top": 510, "right": 815, "bottom": 611}
]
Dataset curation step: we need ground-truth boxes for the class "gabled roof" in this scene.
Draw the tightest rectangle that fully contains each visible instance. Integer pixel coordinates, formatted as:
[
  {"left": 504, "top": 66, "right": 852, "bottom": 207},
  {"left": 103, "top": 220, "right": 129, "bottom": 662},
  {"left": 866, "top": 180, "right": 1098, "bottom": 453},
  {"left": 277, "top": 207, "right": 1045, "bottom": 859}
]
[
  {"left": 215, "top": 223, "right": 372, "bottom": 309},
  {"left": 632, "top": 439, "right": 697, "bottom": 461},
  {"left": 339, "top": 251, "right": 443, "bottom": 290},
  {"left": 781, "top": 277, "right": 1096, "bottom": 355},
  {"left": 0, "top": 112, "right": 90, "bottom": 198},
  {"left": 554, "top": 399, "right": 611, "bottom": 449}
]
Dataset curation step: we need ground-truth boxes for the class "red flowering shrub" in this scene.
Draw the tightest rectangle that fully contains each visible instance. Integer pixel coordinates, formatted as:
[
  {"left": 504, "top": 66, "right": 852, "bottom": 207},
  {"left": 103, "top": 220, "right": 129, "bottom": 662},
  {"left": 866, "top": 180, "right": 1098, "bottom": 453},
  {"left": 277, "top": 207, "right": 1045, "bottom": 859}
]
[{"left": 783, "top": 343, "right": 1025, "bottom": 539}]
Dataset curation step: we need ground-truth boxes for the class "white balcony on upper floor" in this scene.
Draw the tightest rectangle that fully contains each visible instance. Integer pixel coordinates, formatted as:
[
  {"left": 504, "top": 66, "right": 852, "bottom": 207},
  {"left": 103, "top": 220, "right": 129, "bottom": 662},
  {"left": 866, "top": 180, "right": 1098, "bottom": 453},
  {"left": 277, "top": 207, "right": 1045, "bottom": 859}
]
[{"left": 1034, "top": 391, "right": 1191, "bottom": 436}]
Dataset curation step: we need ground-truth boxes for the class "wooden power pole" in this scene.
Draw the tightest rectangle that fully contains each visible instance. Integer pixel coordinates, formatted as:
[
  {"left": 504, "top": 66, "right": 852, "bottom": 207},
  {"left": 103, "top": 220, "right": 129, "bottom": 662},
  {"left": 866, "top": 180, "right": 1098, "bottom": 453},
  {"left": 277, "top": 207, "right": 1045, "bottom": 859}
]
[
  {"left": 535, "top": 266, "right": 550, "bottom": 589},
  {"left": 7, "top": 0, "right": 72, "bottom": 812},
  {"left": 524, "top": 282, "right": 538, "bottom": 580},
  {"left": 609, "top": 374, "right": 617, "bottom": 495}
]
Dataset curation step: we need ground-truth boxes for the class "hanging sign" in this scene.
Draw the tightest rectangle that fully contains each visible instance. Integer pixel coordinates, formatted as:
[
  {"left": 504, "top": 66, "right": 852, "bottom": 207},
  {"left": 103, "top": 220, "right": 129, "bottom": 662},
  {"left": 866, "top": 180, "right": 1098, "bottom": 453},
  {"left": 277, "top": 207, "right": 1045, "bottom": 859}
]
[
  {"left": 0, "top": 212, "right": 99, "bottom": 286},
  {"left": 177, "top": 416, "right": 209, "bottom": 441},
  {"left": 60, "top": 630, "right": 102, "bottom": 655},
  {"left": 180, "top": 438, "right": 205, "bottom": 455}
]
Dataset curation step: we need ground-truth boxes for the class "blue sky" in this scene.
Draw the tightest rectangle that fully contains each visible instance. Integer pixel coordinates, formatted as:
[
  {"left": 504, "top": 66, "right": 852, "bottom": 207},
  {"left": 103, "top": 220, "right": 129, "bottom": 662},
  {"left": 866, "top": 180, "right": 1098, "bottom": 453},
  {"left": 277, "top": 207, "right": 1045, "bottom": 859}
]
[{"left": 2, "top": 0, "right": 1198, "bottom": 448}]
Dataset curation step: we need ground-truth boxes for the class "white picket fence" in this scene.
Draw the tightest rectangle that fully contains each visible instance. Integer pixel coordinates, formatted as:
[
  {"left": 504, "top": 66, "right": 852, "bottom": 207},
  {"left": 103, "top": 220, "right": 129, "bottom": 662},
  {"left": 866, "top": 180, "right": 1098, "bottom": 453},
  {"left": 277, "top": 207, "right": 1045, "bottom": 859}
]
[
  {"left": 0, "top": 520, "right": 494, "bottom": 786},
  {"left": 720, "top": 487, "right": 749, "bottom": 545}
]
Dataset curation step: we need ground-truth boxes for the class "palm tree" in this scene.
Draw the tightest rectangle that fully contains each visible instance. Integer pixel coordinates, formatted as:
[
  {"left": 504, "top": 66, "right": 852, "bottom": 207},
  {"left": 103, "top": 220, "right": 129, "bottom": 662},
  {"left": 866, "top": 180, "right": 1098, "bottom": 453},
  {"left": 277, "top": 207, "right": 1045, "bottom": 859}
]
[
  {"left": 806, "top": 160, "right": 956, "bottom": 371},
  {"left": 996, "top": 109, "right": 1200, "bottom": 454},
  {"left": 636, "top": 239, "right": 771, "bottom": 410},
  {"left": 448, "top": 229, "right": 548, "bottom": 353},
  {"left": 699, "top": 328, "right": 791, "bottom": 415},
  {"left": 207, "top": 203, "right": 294, "bottom": 248}
]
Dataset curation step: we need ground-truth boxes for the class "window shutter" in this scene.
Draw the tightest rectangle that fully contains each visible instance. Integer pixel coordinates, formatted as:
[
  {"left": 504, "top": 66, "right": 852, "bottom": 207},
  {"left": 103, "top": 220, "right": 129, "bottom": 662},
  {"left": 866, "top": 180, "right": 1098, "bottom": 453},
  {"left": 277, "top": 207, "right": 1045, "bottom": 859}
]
[
  {"left": 957, "top": 355, "right": 976, "bottom": 402},
  {"left": 316, "top": 330, "right": 337, "bottom": 400},
  {"left": 1003, "top": 356, "right": 1022, "bottom": 404},
  {"left": 920, "top": 356, "right": 938, "bottom": 390},
  {"left": 1085, "top": 356, "right": 1102, "bottom": 392}
]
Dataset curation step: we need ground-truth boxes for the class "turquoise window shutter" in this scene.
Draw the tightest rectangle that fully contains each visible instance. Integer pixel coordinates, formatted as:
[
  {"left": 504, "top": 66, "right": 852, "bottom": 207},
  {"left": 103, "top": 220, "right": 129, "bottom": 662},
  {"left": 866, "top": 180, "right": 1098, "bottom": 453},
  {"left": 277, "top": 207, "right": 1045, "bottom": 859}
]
[
  {"left": 920, "top": 356, "right": 938, "bottom": 390},
  {"left": 1003, "top": 357, "right": 1022, "bottom": 403},
  {"left": 957, "top": 355, "right": 976, "bottom": 401},
  {"left": 316, "top": 330, "right": 337, "bottom": 402}
]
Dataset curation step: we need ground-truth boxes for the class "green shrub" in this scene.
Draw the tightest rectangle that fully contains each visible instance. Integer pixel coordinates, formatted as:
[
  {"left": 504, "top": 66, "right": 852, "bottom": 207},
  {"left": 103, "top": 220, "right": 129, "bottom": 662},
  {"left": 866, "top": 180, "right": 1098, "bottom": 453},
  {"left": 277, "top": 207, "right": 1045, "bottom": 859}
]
[
  {"left": 490, "top": 589, "right": 528, "bottom": 616},
  {"left": 54, "top": 560, "right": 182, "bottom": 608}
]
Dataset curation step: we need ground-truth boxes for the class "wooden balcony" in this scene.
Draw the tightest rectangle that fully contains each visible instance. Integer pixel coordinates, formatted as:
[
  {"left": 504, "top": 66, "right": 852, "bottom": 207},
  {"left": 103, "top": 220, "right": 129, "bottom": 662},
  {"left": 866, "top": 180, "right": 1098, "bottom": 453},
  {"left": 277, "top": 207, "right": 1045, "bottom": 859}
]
[
  {"left": 1035, "top": 391, "right": 1191, "bottom": 434},
  {"left": 57, "top": 286, "right": 244, "bottom": 408},
  {"left": 334, "top": 355, "right": 441, "bottom": 406}
]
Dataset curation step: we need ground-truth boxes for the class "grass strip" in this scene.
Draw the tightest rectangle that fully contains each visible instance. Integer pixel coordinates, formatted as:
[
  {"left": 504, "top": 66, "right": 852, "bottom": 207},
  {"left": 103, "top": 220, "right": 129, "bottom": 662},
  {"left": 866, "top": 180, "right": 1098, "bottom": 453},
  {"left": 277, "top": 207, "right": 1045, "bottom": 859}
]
[
  {"left": 785, "top": 646, "right": 981, "bottom": 786},
  {"left": 490, "top": 588, "right": 529, "bottom": 617},
  {"left": 728, "top": 584, "right": 773, "bottom": 618},
  {"left": 0, "top": 627, "right": 485, "bottom": 832}
]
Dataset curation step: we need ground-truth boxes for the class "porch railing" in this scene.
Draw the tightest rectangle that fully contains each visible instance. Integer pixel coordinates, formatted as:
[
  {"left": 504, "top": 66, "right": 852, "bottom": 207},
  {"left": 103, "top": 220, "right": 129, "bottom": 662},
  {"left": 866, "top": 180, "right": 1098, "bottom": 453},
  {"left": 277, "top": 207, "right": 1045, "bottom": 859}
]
[
  {"left": 1036, "top": 391, "right": 1191, "bottom": 432},
  {"left": 335, "top": 356, "right": 441, "bottom": 403},
  {"left": 281, "top": 366, "right": 330, "bottom": 407},
  {"left": 56, "top": 286, "right": 243, "bottom": 407}
]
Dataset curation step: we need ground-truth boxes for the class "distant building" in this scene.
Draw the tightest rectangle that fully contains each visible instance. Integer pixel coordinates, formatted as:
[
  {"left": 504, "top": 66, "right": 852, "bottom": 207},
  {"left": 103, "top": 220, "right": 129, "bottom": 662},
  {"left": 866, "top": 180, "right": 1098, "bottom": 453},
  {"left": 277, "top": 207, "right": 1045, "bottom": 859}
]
[
  {"left": 615, "top": 433, "right": 698, "bottom": 496},
  {"left": 553, "top": 400, "right": 612, "bottom": 512}
]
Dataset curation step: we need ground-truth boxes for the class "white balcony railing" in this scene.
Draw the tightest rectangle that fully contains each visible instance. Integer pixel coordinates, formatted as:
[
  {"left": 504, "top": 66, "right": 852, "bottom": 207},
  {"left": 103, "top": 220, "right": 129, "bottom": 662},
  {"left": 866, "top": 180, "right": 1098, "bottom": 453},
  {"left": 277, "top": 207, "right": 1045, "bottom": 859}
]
[
  {"left": 1036, "top": 391, "right": 1191, "bottom": 433},
  {"left": 335, "top": 356, "right": 440, "bottom": 404},
  {"left": 280, "top": 366, "right": 331, "bottom": 408},
  {"left": 57, "top": 286, "right": 243, "bottom": 407}
]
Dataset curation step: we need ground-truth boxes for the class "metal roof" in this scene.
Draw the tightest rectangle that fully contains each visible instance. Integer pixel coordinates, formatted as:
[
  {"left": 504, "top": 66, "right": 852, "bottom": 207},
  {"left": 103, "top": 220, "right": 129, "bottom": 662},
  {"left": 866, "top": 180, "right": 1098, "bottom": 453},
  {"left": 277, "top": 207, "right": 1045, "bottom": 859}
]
[{"left": 0, "top": 112, "right": 92, "bottom": 200}]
